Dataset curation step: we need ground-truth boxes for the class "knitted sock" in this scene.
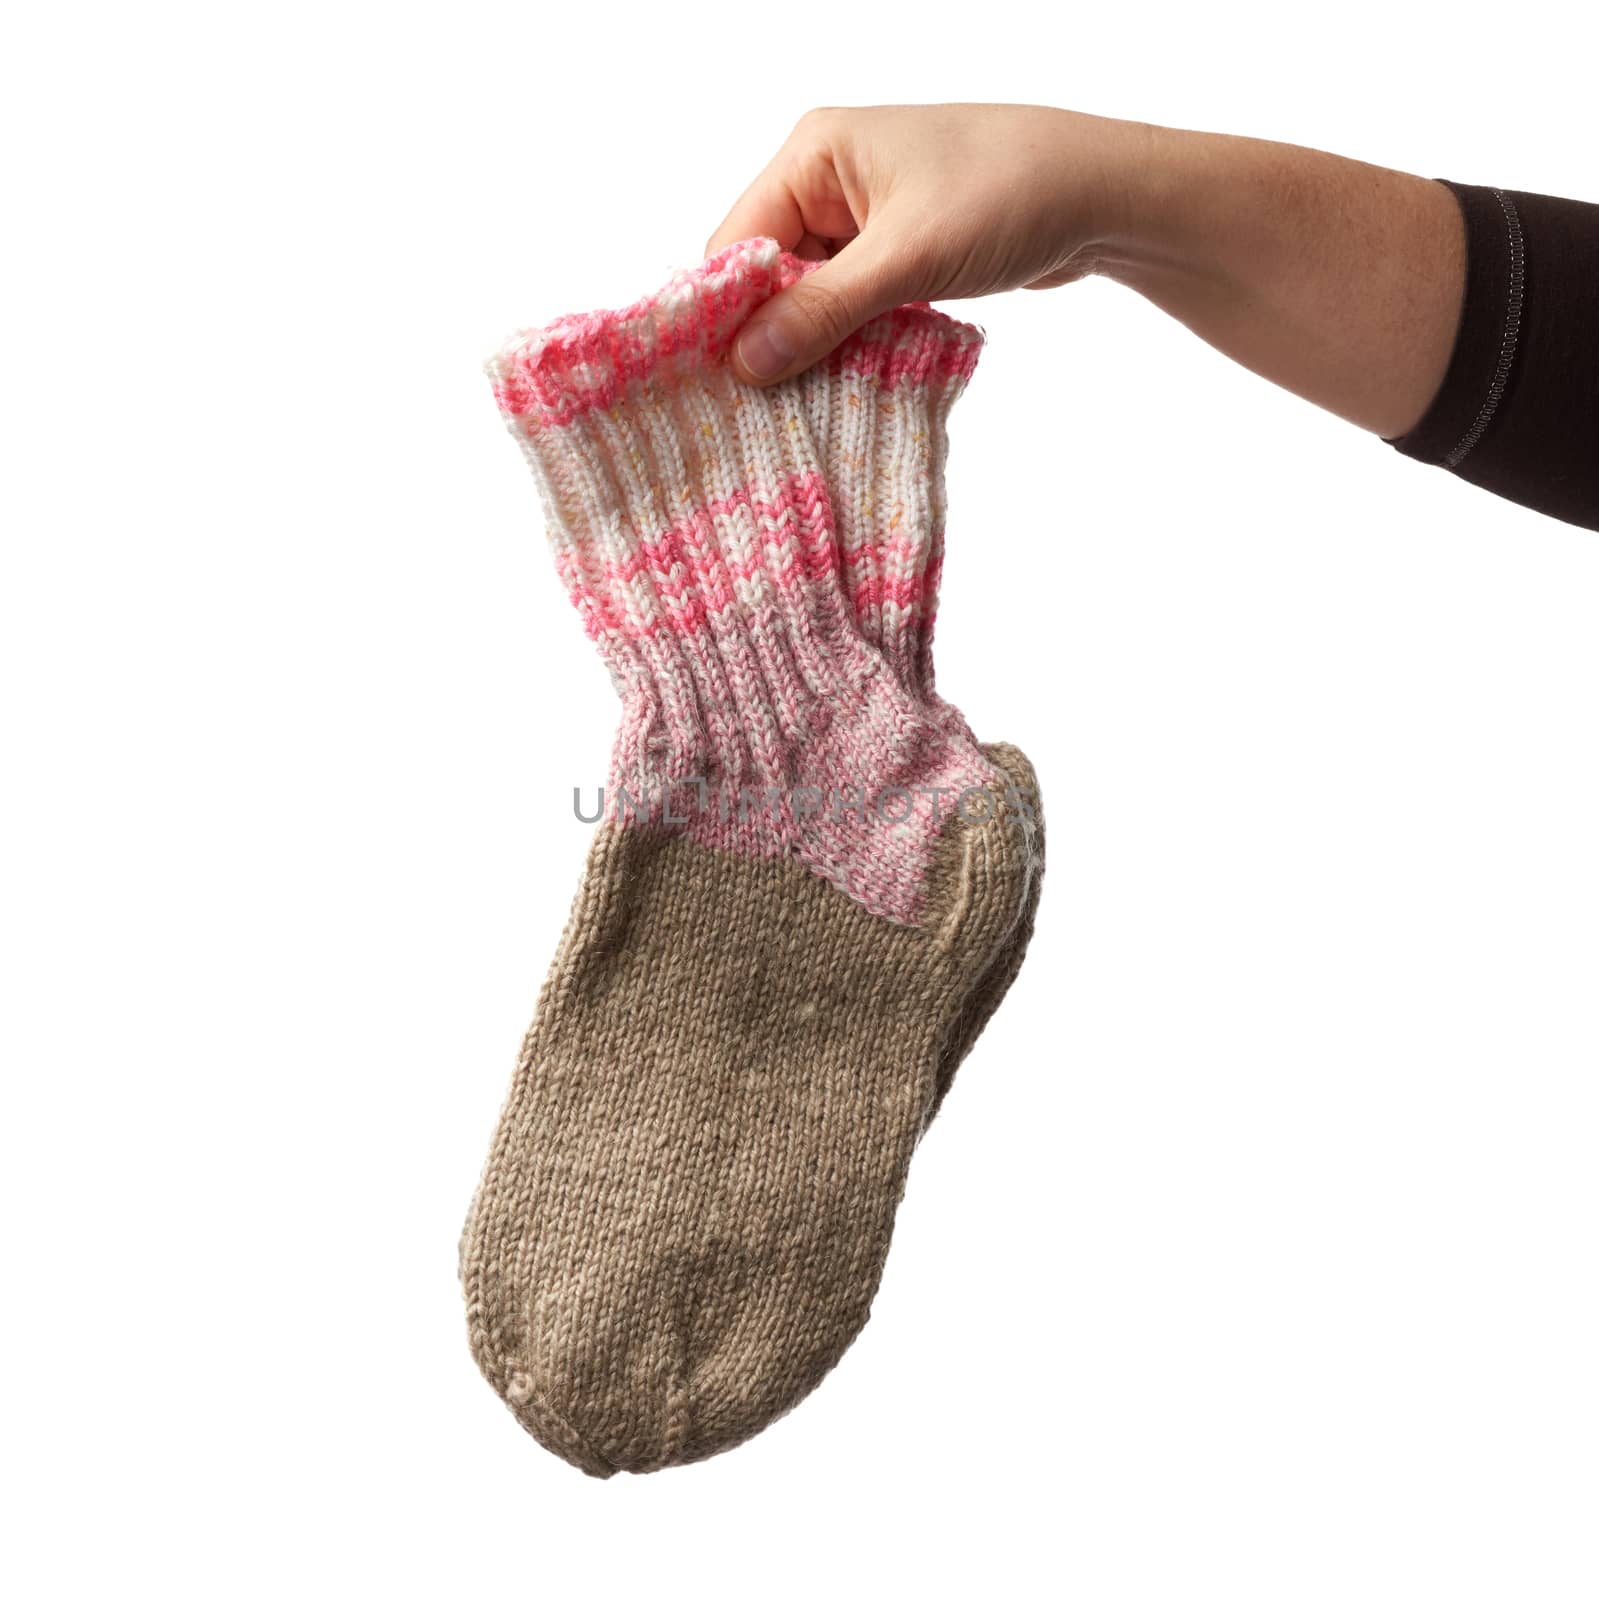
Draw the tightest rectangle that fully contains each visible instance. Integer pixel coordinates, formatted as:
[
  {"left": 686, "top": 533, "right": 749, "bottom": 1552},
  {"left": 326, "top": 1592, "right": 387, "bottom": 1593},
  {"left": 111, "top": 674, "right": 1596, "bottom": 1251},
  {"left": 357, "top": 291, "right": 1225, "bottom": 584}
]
[{"left": 462, "top": 241, "right": 1043, "bottom": 1475}]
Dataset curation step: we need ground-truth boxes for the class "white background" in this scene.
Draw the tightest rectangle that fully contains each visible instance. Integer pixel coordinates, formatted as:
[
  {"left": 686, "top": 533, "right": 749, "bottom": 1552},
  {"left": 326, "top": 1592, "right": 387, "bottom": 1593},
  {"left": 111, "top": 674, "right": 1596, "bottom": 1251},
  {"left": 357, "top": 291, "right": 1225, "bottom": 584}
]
[{"left": 5, "top": 2, "right": 1597, "bottom": 1594}]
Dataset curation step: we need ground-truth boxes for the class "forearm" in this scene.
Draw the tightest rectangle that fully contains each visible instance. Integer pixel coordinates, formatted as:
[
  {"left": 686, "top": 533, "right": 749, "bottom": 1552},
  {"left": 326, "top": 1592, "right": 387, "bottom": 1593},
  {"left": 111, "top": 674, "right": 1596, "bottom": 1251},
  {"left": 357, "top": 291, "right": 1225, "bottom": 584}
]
[{"left": 1089, "top": 122, "right": 1466, "bottom": 439}]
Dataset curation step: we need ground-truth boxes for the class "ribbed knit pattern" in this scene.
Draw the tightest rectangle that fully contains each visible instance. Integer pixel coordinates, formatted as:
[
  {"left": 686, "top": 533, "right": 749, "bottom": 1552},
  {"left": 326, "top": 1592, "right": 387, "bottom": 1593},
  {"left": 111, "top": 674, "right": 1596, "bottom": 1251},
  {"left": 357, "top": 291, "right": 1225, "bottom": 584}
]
[
  {"left": 488, "top": 237, "right": 989, "bottom": 926},
  {"left": 464, "top": 241, "right": 1046, "bottom": 1474}
]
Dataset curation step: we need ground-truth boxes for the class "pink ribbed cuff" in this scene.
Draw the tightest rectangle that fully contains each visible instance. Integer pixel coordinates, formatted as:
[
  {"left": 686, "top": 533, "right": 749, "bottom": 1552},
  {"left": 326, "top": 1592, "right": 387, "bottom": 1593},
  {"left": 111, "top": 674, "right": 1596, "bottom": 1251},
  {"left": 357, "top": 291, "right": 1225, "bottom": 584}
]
[
  {"left": 490, "top": 238, "right": 982, "bottom": 424},
  {"left": 487, "top": 240, "right": 993, "bottom": 923}
]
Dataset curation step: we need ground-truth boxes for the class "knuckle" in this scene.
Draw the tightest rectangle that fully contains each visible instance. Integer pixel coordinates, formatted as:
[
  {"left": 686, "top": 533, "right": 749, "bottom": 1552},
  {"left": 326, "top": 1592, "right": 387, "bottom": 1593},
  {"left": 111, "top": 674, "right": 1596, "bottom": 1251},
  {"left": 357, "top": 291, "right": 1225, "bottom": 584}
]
[{"left": 794, "top": 105, "right": 839, "bottom": 136}]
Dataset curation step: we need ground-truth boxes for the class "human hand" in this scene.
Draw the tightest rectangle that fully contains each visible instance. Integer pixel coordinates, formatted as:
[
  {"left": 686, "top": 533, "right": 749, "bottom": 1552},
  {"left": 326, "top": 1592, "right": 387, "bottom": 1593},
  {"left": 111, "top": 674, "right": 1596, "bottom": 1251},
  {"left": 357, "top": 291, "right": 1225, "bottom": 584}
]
[{"left": 706, "top": 104, "right": 1136, "bottom": 384}]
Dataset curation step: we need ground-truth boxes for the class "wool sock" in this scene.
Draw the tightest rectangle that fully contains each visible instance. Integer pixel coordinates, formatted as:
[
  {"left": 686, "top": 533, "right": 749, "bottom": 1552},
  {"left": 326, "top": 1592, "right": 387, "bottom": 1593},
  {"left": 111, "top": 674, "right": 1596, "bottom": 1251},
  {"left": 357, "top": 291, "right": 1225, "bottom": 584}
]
[{"left": 462, "top": 240, "right": 1043, "bottom": 1474}]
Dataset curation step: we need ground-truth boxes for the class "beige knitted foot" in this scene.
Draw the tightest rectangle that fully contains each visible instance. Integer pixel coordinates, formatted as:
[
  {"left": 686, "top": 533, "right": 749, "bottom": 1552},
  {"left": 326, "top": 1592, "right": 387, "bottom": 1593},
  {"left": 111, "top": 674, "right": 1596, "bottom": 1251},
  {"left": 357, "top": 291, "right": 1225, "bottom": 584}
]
[{"left": 461, "top": 769, "right": 1040, "bottom": 1475}]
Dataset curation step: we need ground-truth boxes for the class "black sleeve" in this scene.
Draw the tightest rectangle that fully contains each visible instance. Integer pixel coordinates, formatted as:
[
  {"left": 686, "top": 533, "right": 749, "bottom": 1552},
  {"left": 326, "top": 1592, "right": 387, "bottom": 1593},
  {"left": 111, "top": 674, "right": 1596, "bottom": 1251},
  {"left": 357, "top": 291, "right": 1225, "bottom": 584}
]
[{"left": 1386, "top": 180, "right": 1599, "bottom": 533}]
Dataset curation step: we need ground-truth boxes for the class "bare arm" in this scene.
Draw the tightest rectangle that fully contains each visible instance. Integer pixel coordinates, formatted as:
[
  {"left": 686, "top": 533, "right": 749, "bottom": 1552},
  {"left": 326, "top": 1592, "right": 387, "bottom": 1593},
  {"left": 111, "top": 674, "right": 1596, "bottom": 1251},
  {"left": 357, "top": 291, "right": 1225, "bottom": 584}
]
[
  {"left": 707, "top": 106, "right": 1463, "bottom": 436},
  {"left": 1086, "top": 121, "right": 1464, "bottom": 437}
]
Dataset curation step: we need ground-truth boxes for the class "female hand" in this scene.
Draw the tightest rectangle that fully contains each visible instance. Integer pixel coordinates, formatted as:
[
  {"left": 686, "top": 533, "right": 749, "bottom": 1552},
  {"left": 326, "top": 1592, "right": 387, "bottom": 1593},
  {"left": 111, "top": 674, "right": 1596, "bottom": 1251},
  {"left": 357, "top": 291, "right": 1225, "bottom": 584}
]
[{"left": 706, "top": 104, "right": 1133, "bottom": 385}]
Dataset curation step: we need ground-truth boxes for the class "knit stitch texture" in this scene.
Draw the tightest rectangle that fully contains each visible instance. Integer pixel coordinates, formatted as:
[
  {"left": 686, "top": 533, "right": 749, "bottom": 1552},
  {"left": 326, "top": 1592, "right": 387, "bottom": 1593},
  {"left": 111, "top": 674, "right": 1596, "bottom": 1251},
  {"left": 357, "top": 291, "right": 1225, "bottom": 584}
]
[
  {"left": 464, "top": 240, "right": 1045, "bottom": 1473},
  {"left": 488, "top": 238, "right": 991, "bottom": 924}
]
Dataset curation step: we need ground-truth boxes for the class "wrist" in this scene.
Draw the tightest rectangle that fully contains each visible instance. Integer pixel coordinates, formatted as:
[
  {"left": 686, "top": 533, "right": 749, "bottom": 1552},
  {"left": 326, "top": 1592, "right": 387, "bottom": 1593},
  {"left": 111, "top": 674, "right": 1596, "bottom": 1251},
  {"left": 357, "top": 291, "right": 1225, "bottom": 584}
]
[{"left": 1083, "top": 119, "right": 1226, "bottom": 287}]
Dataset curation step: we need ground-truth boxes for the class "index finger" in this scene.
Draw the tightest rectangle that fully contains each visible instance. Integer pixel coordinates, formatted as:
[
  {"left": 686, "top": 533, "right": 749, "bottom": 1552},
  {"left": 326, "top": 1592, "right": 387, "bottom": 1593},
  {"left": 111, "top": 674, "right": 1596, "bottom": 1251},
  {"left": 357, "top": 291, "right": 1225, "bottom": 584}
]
[{"left": 705, "top": 164, "right": 807, "bottom": 258}]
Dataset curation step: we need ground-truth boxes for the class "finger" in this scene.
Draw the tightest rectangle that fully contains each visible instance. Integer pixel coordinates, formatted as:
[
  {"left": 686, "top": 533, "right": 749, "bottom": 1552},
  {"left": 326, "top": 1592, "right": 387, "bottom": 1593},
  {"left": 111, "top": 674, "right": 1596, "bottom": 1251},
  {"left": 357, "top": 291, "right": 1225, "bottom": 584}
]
[
  {"left": 729, "top": 232, "right": 921, "bottom": 386},
  {"left": 707, "top": 128, "right": 861, "bottom": 257},
  {"left": 705, "top": 169, "right": 807, "bottom": 258}
]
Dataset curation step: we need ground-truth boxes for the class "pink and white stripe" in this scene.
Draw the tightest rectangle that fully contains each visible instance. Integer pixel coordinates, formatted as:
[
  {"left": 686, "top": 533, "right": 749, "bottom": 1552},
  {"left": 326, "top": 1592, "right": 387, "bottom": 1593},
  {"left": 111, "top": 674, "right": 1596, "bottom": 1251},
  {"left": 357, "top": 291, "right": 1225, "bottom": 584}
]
[{"left": 488, "top": 238, "right": 992, "bottom": 924}]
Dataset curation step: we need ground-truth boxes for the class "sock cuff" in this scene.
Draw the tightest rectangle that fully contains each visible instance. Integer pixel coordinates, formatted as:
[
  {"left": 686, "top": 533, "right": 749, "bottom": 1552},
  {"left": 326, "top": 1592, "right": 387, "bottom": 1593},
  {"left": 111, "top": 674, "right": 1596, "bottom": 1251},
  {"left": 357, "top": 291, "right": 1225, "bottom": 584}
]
[
  {"left": 487, "top": 245, "right": 995, "bottom": 921},
  {"left": 487, "top": 240, "right": 986, "bottom": 741},
  {"left": 488, "top": 237, "right": 982, "bottom": 429}
]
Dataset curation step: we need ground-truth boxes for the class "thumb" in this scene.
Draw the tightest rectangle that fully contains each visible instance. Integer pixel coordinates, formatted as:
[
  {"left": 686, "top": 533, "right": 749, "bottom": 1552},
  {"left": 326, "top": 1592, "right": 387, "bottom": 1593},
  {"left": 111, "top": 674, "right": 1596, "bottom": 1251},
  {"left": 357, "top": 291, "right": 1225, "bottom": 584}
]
[{"left": 730, "top": 237, "right": 920, "bottom": 385}]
